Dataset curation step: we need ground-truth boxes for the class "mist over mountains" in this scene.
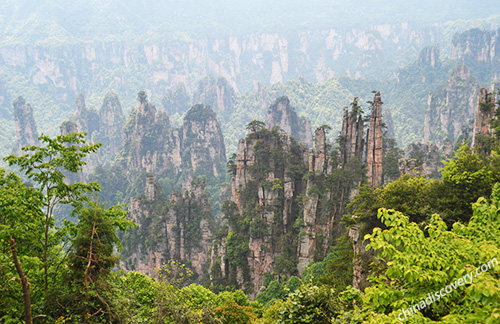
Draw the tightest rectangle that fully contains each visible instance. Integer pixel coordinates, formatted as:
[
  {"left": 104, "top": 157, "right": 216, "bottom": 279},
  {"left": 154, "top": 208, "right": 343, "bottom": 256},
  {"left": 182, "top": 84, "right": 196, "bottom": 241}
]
[{"left": 1, "top": 1, "right": 500, "bottom": 160}]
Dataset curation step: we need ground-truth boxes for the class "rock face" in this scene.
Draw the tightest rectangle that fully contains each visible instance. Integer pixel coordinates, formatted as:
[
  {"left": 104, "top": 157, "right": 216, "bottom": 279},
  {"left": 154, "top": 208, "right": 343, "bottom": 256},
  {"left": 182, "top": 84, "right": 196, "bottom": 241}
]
[
  {"left": 209, "top": 94, "right": 387, "bottom": 296},
  {"left": 366, "top": 91, "right": 383, "bottom": 188},
  {"left": 120, "top": 91, "right": 175, "bottom": 175},
  {"left": 98, "top": 92, "right": 126, "bottom": 158},
  {"left": 121, "top": 177, "right": 214, "bottom": 279},
  {"left": 423, "top": 65, "right": 479, "bottom": 147},
  {"left": 472, "top": 88, "right": 497, "bottom": 147},
  {"left": 113, "top": 91, "right": 226, "bottom": 205},
  {"left": 339, "top": 98, "right": 364, "bottom": 168},
  {"left": 265, "top": 96, "right": 313, "bottom": 147},
  {"left": 61, "top": 92, "right": 125, "bottom": 161},
  {"left": 418, "top": 45, "right": 440, "bottom": 69},
  {"left": 398, "top": 143, "right": 442, "bottom": 179},
  {"left": 451, "top": 29, "right": 500, "bottom": 63},
  {"left": 210, "top": 125, "right": 308, "bottom": 296},
  {"left": 297, "top": 127, "right": 335, "bottom": 274},
  {"left": 181, "top": 104, "right": 227, "bottom": 183},
  {"left": 451, "top": 28, "right": 500, "bottom": 82},
  {"left": 162, "top": 83, "right": 191, "bottom": 117},
  {"left": 193, "top": 75, "right": 236, "bottom": 116},
  {"left": 11, "top": 96, "right": 39, "bottom": 155}
]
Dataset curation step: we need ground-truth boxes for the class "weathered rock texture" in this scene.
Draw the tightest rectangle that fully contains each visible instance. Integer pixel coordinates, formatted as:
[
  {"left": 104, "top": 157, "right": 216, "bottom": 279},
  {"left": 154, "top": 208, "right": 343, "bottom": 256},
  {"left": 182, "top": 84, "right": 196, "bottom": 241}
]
[
  {"left": 11, "top": 96, "right": 39, "bottom": 155},
  {"left": 451, "top": 29, "right": 500, "bottom": 64},
  {"left": 423, "top": 65, "right": 479, "bottom": 148},
  {"left": 193, "top": 75, "right": 236, "bottom": 116},
  {"left": 366, "top": 91, "right": 383, "bottom": 188},
  {"left": 398, "top": 143, "right": 442, "bottom": 179},
  {"left": 471, "top": 88, "right": 497, "bottom": 147},
  {"left": 121, "top": 176, "right": 214, "bottom": 279},
  {"left": 61, "top": 92, "right": 125, "bottom": 165},
  {"left": 209, "top": 95, "right": 386, "bottom": 296},
  {"left": 119, "top": 92, "right": 226, "bottom": 192},
  {"left": 265, "top": 96, "right": 313, "bottom": 147},
  {"left": 162, "top": 83, "right": 191, "bottom": 117},
  {"left": 211, "top": 125, "right": 308, "bottom": 296},
  {"left": 418, "top": 45, "right": 440, "bottom": 69},
  {"left": 106, "top": 92, "right": 227, "bottom": 281},
  {"left": 339, "top": 98, "right": 364, "bottom": 168}
]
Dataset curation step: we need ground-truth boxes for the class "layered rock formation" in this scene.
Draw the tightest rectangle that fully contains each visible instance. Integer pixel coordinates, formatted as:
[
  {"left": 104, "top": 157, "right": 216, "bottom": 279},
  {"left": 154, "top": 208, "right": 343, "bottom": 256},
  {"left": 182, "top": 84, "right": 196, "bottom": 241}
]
[
  {"left": 120, "top": 93, "right": 225, "bottom": 180},
  {"left": 451, "top": 28, "right": 500, "bottom": 83},
  {"left": 265, "top": 96, "right": 313, "bottom": 147},
  {"left": 11, "top": 96, "right": 39, "bottom": 155},
  {"left": 297, "top": 127, "right": 334, "bottom": 273},
  {"left": 211, "top": 125, "right": 308, "bottom": 296},
  {"left": 98, "top": 92, "right": 126, "bottom": 158},
  {"left": 115, "top": 91, "right": 226, "bottom": 204},
  {"left": 117, "top": 96, "right": 226, "bottom": 277},
  {"left": 120, "top": 91, "right": 175, "bottom": 175},
  {"left": 418, "top": 45, "right": 440, "bottom": 69},
  {"left": 451, "top": 29, "right": 500, "bottom": 63},
  {"left": 471, "top": 88, "right": 497, "bottom": 147}
]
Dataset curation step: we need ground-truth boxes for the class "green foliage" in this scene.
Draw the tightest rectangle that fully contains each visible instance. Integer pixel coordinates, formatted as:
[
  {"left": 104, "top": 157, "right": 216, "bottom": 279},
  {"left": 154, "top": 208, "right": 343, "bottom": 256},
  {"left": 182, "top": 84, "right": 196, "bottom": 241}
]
[
  {"left": 257, "top": 281, "right": 287, "bottom": 307},
  {"left": 437, "top": 144, "right": 500, "bottom": 225},
  {"left": 345, "top": 144, "right": 500, "bottom": 236},
  {"left": 354, "top": 187, "right": 500, "bottom": 323},
  {"left": 0, "top": 169, "right": 44, "bottom": 322},
  {"left": 59, "top": 203, "right": 134, "bottom": 323},
  {"left": 276, "top": 283, "right": 340, "bottom": 323},
  {"left": 4, "top": 133, "right": 102, "bottom": 212},
  {"left": 0, "top": 132, "right": 137, "bottom": 323},
  {"left": 184, "top": 104, "right": 217, "bottom": 122}
]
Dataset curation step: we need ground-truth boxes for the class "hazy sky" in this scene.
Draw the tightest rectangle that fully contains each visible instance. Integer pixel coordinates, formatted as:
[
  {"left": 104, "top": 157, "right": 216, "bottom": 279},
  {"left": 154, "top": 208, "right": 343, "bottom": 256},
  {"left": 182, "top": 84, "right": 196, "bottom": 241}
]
[{"left": 1, "top": 0, "right": 499, "bottom": 42}]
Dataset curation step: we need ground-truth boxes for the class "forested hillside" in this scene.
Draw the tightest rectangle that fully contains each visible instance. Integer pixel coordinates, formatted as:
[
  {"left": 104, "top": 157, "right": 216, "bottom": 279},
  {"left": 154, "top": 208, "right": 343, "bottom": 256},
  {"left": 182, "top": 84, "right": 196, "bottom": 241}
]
[{"left": 2, "top": 1, "right": 500, "bottom": 323}]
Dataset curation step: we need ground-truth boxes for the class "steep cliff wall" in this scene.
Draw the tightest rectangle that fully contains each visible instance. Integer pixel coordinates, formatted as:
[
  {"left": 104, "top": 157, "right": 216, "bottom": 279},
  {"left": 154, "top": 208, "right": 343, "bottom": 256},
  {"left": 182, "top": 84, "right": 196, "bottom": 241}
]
[
  {"left": 265, "top": 96, "right": 313, "bottom": 147},
  {"left": 339, "top": 98, "right": 364, "bottom": 168},
  {"left": 472, "top": 88, "right": 497, "bottom": 147},
  {"left": 398, "top": 143, "right": 443, "bottom": 179},
  {"left": 116, "top": 92, "right": 226, "bottom": 200},
  {"left": 451, "top": 28, "right": 500, "bottom": 82},
  {"left": 60, "top": 92, "right": 125, "bottom": 180},
  {"left": 193, "top": 76, "right": 236, "bottom": 116},
  {"left": 119, "top": 91, "right": 178, "bottom": 177},
  {"left": 423, "top": 65, "right": 479, "bottom": 147},
  {"left": 366, "top": 91, "right": 384, "bottom": 188},
  {"left": 121, "top": 176, "right": 214, "bottom": 279},
  {"left": 209, "top": 93, "right": 385, "bottom": 296},
  {"left": 11, "top": 96, "right": 39, "bottom": 155},
  {"left": 212, "top": 126, "right": 308, "bottom": 296}
]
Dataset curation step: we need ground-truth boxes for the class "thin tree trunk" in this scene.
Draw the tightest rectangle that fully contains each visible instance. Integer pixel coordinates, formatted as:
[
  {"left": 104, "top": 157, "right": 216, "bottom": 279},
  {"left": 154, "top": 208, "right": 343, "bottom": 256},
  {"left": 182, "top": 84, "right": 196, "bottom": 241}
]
[{"left": 10, "top": 238, "right": 33, "bottom": 324}]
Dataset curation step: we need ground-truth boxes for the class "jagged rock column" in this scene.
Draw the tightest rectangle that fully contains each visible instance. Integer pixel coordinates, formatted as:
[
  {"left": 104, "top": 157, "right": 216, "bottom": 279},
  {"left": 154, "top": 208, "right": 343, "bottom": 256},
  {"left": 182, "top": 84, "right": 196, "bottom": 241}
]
[
  {"left": 366, "top": 91, "right": 383, "bottom": 188},
  {"left": 298, "top": 127, "right": 329, "bottom": 274},
  {"left": 97, "top": 92, "right": 125, "bottom": 159},
  {"left": 11, "top": 96, "right": 39, "bottom": 155},
  {"left": 339, "top": 98, "right": 364, "bottom": 168},
  {"left": 265, "top": 96, "right": 313, "bottom": 147},
  {"left": 472, "top": 88, "right": 496, "bottom": 147}
]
